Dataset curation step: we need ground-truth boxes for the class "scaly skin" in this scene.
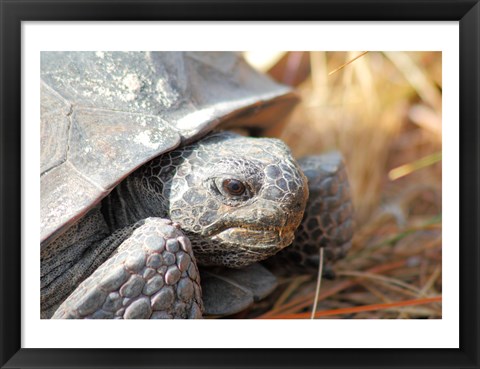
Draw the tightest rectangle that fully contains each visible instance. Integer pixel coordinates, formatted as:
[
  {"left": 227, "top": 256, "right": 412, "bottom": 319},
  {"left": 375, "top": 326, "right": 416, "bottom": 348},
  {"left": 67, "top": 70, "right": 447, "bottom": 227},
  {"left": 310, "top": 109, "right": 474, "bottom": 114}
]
[{"left": 42, "top": 132, "right": 310, "bottom": 318}]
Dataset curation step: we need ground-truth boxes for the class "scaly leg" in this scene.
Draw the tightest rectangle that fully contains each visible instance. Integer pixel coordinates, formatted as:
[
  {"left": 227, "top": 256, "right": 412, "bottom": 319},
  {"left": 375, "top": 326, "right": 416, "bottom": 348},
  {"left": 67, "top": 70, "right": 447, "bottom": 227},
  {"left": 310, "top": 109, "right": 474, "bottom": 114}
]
[
  {"left": 266, "top": 152, "right": 355, "bottom": 275},
  {"left": 52, "top": 218, "right": 203, "bottom": 319}
]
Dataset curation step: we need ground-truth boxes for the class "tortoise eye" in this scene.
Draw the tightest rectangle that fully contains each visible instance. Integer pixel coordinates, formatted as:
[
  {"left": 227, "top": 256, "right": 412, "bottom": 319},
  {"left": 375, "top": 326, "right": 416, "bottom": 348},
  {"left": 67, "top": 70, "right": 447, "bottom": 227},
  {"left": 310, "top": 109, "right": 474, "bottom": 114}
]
[{"left": 222, "top": 179, "right": 246, "bottom": 196}]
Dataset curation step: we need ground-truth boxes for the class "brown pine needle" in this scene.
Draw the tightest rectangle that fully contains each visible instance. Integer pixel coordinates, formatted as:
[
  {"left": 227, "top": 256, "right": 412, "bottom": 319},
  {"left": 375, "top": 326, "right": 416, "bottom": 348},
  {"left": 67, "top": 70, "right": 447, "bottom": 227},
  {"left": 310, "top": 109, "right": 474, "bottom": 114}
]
[
  {"left": 360, "top": 282, "right": 391, "bottom": 303},
  {"left": 268, "top": 296, "right": 442, "bottom": 319},
  {"left": 336, "top": 270, "right": 422, "bottom": 295},
  {"left": 311, "top": 247, "right": 324, "bottom": 319},
  {"left": 328, "top": 51, "right": 368, "bottom": 76},
  {"left": 273, "top": 275, "right": 311, "bottom": 309},
  {"left": 365, "top": 278, "right": 423, "bottom": 299},
  {"left": 419, "top": 265, "right": 442, "bottom": 296}
]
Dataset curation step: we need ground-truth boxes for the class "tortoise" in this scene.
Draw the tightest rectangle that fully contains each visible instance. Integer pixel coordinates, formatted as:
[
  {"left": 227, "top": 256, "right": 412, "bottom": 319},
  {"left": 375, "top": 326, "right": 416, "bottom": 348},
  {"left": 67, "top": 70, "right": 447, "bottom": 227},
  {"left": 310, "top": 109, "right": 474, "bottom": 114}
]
[{"left": 41, "top": 51, "right": 354, "bottom": 319}]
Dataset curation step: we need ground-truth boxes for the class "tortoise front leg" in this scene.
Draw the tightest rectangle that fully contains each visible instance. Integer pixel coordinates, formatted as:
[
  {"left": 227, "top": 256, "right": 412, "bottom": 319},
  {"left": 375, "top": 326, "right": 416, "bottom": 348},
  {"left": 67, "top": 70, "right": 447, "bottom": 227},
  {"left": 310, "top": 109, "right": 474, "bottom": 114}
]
[
  {"left": 266, "top": 152, "right": 355, "bottom": 275},
  {"left": 52, "top": 218, "right": 203, "bottom": 319}
]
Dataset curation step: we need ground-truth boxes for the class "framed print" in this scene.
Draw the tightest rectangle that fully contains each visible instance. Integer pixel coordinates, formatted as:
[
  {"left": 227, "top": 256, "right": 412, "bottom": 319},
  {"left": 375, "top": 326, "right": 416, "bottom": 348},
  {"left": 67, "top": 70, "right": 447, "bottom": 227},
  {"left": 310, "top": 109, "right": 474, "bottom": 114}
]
[{"left": 1, "top": 1, "right": 479, "bottom": 368}]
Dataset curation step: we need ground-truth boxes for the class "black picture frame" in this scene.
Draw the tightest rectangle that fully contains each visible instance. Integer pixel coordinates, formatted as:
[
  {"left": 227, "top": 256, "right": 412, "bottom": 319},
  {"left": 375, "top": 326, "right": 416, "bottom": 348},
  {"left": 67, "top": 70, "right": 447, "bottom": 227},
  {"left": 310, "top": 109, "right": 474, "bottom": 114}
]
[{"left": 1, "top": 1, "right": 479, "bottom": 368}]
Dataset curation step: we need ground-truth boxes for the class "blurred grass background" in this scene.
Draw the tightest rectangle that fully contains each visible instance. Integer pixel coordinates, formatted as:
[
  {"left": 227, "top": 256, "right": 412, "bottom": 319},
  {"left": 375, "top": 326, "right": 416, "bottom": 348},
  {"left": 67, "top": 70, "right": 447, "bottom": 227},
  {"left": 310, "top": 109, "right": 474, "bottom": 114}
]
[{"left": 243, "top": 51, "right": 442, "bottom": 319}]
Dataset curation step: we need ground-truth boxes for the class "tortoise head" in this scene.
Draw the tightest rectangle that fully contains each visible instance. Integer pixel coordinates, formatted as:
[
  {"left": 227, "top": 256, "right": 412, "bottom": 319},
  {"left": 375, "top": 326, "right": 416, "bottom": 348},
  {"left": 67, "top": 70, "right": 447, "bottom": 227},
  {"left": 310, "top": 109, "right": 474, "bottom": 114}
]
[{"left": 146, "top": 131, "right": 308, "bottom": 268}]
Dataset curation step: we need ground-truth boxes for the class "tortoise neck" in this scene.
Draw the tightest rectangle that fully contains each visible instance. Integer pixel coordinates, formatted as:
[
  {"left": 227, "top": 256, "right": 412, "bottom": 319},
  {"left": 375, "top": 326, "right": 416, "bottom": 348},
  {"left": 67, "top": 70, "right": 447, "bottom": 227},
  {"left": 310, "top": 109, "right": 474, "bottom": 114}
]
[{"left": 101, "top": 170, "right": 169, "bottom": 231}]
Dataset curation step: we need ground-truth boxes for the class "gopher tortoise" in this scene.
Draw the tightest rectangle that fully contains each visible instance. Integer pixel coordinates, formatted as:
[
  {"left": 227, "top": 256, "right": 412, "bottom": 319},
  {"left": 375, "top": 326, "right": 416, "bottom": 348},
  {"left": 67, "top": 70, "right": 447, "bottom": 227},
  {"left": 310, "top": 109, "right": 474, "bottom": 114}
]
[{"left": 41, "top": 52, "right": 354, "bottom": 319}]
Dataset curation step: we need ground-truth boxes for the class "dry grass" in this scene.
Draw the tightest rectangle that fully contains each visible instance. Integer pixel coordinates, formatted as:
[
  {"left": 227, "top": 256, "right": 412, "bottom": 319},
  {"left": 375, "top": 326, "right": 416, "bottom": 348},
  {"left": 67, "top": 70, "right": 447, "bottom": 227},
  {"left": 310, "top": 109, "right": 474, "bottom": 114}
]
[{"left": 243, "top": 51, "right": 442, "bottom": 319}]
